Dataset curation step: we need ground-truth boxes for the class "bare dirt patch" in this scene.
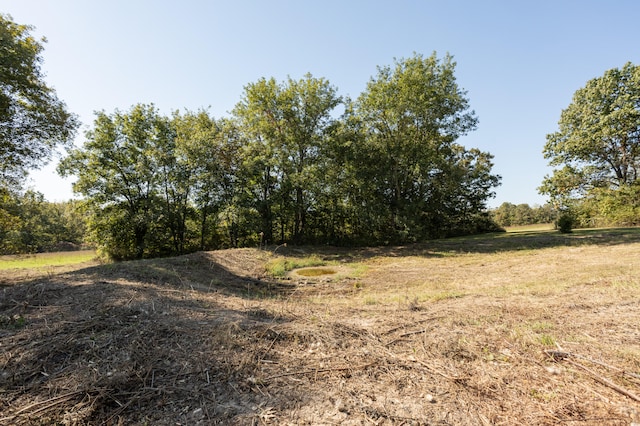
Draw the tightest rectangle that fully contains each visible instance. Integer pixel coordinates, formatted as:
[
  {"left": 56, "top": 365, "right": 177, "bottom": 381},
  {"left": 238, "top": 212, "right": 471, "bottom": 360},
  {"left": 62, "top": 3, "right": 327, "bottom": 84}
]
[{"left": 1, "top": 231, "right": 640, "bottom": 425}]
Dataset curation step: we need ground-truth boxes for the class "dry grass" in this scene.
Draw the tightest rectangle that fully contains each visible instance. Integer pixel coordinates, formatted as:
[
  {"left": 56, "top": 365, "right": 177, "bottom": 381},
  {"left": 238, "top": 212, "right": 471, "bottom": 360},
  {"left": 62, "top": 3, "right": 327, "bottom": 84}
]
[{"left": 1, "top": 230, "right": 640, "bottom": 425}]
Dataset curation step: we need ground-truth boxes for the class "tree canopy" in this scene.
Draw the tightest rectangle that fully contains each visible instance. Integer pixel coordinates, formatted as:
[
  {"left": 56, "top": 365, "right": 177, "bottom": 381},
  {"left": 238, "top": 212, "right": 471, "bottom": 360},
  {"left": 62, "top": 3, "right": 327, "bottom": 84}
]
[
  {"left": 59, "top": 53, "right": 502, "bottom": 260},
  {"left": 541, "top": 62, "right": 640, "bottom": 203},
  {"left": 0, "top": 14, "right": 78, "bottom": 187},
  {"left": 346, "top": 53, "right": 499, "bottom": 240},
  {"left": 233, "top": 74, "right": 341, "bottom": 244}
]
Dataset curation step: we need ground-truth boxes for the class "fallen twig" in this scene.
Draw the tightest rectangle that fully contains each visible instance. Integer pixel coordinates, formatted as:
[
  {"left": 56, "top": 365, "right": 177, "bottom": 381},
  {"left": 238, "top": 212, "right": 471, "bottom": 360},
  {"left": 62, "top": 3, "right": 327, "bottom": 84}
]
[
  {"left": 382, "top": 315, "right": 444, "bottom": 336},
  {"left": 265, "top": 362, "right": 375, "bottom": 380},
  {"left": 545, "top": 350, "right": 640, "bottom": 380},
  {"left": 385, "top": 329, "right": 428, "bottom": 346},
  {"left": 0, "top": 390, "right": 84, "bottom": 422},
  {"left": 566, "top": 358, "right": 640, "bottom": 402},
  {"left": 546, "top": 350, "right": 640, "bottom": 402}
]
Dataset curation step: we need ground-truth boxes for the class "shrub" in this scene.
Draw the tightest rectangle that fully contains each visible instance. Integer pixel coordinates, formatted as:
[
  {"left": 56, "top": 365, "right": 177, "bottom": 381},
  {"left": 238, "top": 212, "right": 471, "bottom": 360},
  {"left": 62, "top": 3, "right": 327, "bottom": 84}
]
[{"left": 556, "top": 213, "right": 574, "bottom": 233}]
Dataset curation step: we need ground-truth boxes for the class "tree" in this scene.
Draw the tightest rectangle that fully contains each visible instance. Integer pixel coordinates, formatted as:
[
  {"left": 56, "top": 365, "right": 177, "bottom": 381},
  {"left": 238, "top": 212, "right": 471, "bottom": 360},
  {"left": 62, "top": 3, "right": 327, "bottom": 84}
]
[
  {"left": 59, "top": 104, "right": 172, "bottom": 259},
  {"left": 541, "top": 62, "right": 640, "bottom": 206},
  {"left": 0, "top": 14, "right": 78, "bottom": 187},
  {"left": 0, "top": 189, "right": 86, "bottom": 254},
  {"left": 347, "top": 52, "right": 499, "bottom": 241},
  {"left": 173, "top": 112, "right": 243, "bottom": 249},
  {"left": 233, "top": 74, "right": 341, "bottom": 244}
]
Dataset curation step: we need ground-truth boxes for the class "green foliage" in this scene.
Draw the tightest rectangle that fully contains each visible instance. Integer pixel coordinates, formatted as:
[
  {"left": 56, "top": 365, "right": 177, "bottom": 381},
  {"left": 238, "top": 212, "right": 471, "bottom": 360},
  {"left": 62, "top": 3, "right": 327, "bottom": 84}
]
[
  {"left": 233, "top": 74, "right": 341, "bottom": 244},
  {"left": 59, "top": 104, "right": 174, "bottom": 259},
  {"left": 343, "top": 52, "right": 500, "bottom": 242},
  {"left": 491, "top": 202, "right": 556, "bottom": 227},
  {"left": 0, "top": 14, "right": 78, "bottom": 188},
  {"left": 556, "top": 213, "right": 574, "bottom": 233},
  {"left": 0, "top": 189, "right": 86, "bottom": 254},
  {"left": 541, "top": 62, "right": 640, "bottom": 215},
  {"left": 59, "top": 54, "right": 502, "bottom": 259},
  {"left": 572, "top": 184, "right": 640, "bottom": 228}
]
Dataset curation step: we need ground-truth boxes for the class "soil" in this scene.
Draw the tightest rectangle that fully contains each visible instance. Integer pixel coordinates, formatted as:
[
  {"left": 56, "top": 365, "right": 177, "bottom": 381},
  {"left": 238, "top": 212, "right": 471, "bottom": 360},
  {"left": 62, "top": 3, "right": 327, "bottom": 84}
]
[{"left": 1, "top": 239, "right": 639, "bottom": 425}]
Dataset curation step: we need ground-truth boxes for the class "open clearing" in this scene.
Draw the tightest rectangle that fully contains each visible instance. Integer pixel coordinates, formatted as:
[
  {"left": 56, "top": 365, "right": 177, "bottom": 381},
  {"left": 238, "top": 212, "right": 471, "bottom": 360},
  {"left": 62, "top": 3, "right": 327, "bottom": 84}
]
[
  {"left": 0, "top": 250, "right": 98, "bottom": 271},
  {"left": 1, "top": 229, "right": 640, "bottom": 425}
]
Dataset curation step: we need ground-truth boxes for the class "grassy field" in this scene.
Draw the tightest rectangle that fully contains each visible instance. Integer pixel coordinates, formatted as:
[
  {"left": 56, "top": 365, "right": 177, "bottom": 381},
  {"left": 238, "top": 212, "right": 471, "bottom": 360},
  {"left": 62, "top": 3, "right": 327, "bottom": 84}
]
[
  {"left": 1, "top": 229, "right": 639, "bottom": 424},
  {"left": 504, "top": 223, "right": 555, "bottom": 233},
  {"left": 0, "top": 250, "right": 97, "bottom": 270}
]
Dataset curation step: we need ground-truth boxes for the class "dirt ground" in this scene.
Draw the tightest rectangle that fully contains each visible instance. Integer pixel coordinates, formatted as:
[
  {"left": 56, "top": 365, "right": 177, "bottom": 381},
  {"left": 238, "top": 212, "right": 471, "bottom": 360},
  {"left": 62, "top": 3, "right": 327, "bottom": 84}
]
[{"left": 1, "top": 232, "right": 640, "bottom": 425}]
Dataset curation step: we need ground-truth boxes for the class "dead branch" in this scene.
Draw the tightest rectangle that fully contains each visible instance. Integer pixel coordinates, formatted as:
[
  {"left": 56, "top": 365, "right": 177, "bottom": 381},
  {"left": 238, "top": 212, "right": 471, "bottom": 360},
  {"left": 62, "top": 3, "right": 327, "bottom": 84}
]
[
  {"left": 382, "top": 315, "right": 444, "bottom": 336},
  {"left": 566, "top": 359, "right": 640, "bottom": 403},
  {"left": 545, "top": 350, "right": 640, "bottom": 380},
  {"left": 0, "top": 390, "right": 84, "bottom": 422}
]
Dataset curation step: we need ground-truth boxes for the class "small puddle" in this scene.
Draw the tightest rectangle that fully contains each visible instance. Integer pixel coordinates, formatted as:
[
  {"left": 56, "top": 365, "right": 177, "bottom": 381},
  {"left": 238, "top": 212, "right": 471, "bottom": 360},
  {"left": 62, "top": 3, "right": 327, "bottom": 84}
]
[{"left": 294, "top": 267, "right": 337, "bottom": 277}]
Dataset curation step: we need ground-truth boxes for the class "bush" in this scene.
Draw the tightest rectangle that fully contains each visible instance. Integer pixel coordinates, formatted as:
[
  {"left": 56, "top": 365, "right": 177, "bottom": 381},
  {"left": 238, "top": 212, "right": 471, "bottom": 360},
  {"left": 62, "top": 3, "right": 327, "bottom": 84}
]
[{"left": 556, "top": 213, "right": 574, "bottom": 233}]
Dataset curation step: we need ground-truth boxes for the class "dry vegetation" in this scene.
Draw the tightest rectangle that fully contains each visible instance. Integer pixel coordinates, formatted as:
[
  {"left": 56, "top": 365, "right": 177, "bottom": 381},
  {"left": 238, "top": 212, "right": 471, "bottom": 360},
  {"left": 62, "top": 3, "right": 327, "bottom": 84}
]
[{"left": 1, "top": 229, "right": 640, "bottom": 425}]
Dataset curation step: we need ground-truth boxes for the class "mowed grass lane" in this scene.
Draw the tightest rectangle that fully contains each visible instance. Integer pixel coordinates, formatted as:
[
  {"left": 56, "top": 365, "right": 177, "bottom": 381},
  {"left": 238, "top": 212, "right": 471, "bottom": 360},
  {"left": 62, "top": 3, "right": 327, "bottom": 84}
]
[{"left": 0, "top": 250, "right": 97, "bottom": 271}]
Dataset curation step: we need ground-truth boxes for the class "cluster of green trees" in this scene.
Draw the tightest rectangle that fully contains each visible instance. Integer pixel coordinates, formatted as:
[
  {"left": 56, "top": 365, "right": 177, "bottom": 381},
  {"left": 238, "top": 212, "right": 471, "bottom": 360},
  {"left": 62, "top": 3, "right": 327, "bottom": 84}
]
[
  {"left": 4, "top": 12, "right": 639, "bottom": 259},
  {"left": 0, "top": 189, "right": 85, "bottom": 254},
  {"left": 1, "top": 14, "right": 82, "bottom": 254},
  {"left": 59, "top": 54, "right": 502, "bottom": 259},
  {"left": 489, "top": 203, "right": 556, "bottom": 227},
  {"left": 1, "top": 14, "right": 503, "bottom": 259}
]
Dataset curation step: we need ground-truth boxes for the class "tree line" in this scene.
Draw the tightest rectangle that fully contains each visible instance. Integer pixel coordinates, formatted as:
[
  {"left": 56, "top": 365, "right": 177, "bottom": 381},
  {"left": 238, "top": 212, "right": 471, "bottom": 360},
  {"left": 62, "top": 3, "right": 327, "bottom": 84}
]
[
  {"left": 0, "top": 189, "right": 85, "bottom": 254},
  {"left": 58, "top": 54, "right": 502, "bottom": 259},
  {"left": 1, "top": 14, "right": 503, "bottom": 258},
  {"left": 489, "top": 203, "right": 556, "bottom": 228},
  {"left": 5, "top": 13, "right": 638, "bottom": 258}
]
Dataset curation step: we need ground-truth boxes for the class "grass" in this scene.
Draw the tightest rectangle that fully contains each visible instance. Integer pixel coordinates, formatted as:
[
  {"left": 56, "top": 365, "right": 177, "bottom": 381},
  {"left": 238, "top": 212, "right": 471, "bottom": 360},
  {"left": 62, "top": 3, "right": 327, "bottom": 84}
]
[
  {"left": 0, "top": 250, "right": 97, "bottom": 270},
  {"left": 264, "top": 254, "right": 326, "bottom": 277},
  {"left": 295, "top": 267, "right": 337, "bottom": 277},
  {"left": 504, "top": 223, "right": 555, "bottom": 233},
  {"left": 3, "top": 228, "right": 640, "bottom": 424},
  {"left": 329, "top": 227, "right": 640, "bottom": 309}
]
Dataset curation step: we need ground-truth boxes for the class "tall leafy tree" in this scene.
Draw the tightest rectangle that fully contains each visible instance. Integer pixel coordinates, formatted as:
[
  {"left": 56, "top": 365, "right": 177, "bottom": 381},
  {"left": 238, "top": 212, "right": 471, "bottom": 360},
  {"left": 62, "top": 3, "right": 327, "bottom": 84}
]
[
  {"left": 348, "top": 52, "right": 497, "bottom": 241},
  {"left": 0, "top": 14, "right": 78, "bottom": 187},
  {"left": 173, "top": 112, "right": 242, "bottom": 249},
  {"left": 233, "top": 74, "right": 341, "bottom": 243},
  {"left": 233, "top": 78, "right": 279, "bottom": 244},
  {"left": 59, "top": 104, "right": 171, "bottom": 259},
  {"left": 541, "top": 62, "right": 640, "bottom": 205}
]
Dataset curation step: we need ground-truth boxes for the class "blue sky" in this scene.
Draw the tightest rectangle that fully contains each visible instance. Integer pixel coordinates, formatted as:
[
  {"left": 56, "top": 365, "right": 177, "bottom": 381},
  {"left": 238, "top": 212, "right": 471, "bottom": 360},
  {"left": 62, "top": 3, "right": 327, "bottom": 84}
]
[{"left": 3, "top": 0, "right": 640, "bottom": 207}]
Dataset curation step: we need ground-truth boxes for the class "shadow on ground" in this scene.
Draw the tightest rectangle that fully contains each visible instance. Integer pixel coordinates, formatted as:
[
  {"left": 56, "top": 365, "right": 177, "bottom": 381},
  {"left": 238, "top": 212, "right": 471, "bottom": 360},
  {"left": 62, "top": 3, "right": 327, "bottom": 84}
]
[
  {"left": 274, "top": 226, "right": 640, "bottom": 261},
  {"left": 0, "top": 250, "right": 296, "bottom": 425}
]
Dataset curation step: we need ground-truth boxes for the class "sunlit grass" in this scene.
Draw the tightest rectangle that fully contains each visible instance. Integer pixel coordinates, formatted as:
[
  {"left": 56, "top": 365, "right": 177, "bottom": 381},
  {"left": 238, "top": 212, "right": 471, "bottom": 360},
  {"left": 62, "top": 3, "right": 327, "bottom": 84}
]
[
  {"left": 505, "top": 223, "right": 555, "bottom": 233},
  {"left": 0, "top": 250, "right": 97, "bottom": 270},
  {"left": 265, "top": 255, "right": 326, "bottom": 277},
  {"left": 295, "top": 267, "right": 337, "bottom": 277},
  {"left": 320, "top": 229, "right": 640, "bottom": 310}
]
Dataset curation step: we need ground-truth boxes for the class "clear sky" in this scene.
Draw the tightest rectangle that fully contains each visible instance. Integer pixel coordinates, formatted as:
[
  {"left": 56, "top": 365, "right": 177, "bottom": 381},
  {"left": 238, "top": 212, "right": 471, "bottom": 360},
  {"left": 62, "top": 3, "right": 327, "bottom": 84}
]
[{"left": 3, "top": 0, "right": 640, "bottom": 207}]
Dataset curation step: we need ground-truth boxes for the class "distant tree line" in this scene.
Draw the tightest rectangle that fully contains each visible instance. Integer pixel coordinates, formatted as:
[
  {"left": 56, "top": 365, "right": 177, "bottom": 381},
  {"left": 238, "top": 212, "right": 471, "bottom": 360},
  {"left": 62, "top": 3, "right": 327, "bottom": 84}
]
[
  {"left": 489, "top": 203, "right": 556, "bottom": 227},
  {"left": 0, "top": 189, "right": 86, "bottom": 254},
  {"left": 57, "top": 53, "right": 503, "bottom": 260}
]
